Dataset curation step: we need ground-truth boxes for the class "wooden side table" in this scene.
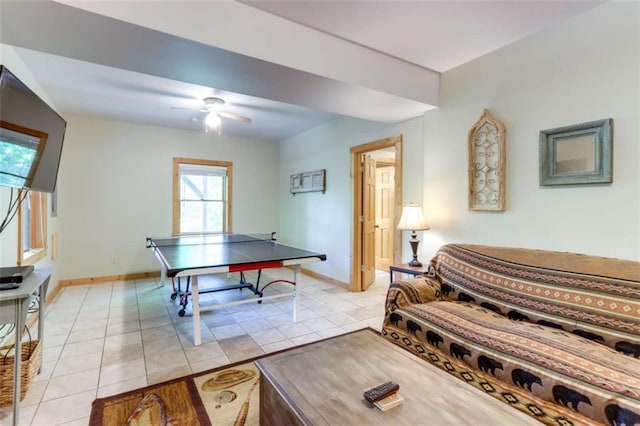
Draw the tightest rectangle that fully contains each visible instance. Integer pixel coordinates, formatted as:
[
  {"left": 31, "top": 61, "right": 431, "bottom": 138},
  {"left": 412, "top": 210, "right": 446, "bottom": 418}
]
[{"left": 389, "top": 264, "right": 429, "bottom": 284}]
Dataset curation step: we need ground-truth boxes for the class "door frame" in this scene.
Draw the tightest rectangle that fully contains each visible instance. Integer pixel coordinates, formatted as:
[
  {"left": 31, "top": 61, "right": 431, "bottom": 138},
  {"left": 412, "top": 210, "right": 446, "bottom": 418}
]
[{"left": 350, "top": 135, "right": 403, "bottom": 292}]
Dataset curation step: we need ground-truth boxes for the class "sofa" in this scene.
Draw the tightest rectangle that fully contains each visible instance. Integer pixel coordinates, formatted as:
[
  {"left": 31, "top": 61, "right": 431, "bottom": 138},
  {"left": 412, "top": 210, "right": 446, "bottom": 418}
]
[{"left": 382, "top": 244, "right": 640, "bottom": 426}]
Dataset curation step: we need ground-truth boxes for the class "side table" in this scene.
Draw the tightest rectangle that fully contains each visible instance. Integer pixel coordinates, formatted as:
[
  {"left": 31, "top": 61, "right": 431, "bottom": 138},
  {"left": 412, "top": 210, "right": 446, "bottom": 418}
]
[
  {"left": 389, "top": 264, "right": 429, "bottom": 284},
  {"left": 0, "top": 267, "right": 51, "bottom": 426}
]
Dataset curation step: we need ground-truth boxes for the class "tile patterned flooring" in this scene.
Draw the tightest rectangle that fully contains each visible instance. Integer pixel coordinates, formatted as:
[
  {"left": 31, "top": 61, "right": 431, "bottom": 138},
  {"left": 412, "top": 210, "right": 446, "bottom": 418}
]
[{"left": 0, "top": 269, "right": 389, "bottom": 425}]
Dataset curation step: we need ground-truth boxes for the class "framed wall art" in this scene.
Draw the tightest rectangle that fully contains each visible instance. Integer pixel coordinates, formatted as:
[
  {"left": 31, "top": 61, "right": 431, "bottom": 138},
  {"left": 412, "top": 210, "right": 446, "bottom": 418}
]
[
  {"left": 468, "top": 109, "right": 506, "bottom": 211},
  {"left": 539, "top": 118, "right": 612, "bottom": 186},
  {"left": 290, "top": 169, "right": 326, "bottom": 195}
]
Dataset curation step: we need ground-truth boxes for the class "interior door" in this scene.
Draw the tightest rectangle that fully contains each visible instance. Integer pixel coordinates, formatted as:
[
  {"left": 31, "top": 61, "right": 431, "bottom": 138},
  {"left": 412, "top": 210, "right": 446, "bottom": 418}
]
[
  {"left": 362, "top": 155, "right": 376, "bottom": 290},
  {"left": 375, "top": 165, "right": 395, "bottom": 270}
]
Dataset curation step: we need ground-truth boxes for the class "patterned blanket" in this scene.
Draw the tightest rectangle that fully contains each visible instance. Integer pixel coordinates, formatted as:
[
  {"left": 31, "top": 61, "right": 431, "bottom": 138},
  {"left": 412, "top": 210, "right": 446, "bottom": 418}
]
[{"left": 383, "top": 244, "right": 640, "bottom": 425}]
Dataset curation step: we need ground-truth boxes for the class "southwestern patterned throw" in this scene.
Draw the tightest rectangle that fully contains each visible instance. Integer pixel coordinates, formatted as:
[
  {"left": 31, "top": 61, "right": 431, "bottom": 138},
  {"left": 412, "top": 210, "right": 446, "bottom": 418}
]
[{"left": 383, "top": 244, "right": 640, "bottom": 426}]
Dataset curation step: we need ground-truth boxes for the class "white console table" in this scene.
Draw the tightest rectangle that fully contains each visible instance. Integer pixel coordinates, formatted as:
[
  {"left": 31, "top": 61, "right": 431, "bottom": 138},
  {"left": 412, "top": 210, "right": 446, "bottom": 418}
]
[{"left": 0, "top": 268, "right": 51, "bottom": 426}]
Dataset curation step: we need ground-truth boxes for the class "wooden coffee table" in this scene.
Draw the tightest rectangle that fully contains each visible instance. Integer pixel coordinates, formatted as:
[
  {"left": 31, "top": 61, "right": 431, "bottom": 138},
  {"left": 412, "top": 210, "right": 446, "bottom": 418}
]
[{"left": 255, "top": 328, "right": 542, "bottom": 425}]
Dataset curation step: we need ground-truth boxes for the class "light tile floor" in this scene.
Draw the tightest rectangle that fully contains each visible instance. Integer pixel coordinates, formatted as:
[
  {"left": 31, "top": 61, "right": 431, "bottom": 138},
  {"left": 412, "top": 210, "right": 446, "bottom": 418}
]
[{"left": 0, "top": 269, "right": 390, "bottom": 425}]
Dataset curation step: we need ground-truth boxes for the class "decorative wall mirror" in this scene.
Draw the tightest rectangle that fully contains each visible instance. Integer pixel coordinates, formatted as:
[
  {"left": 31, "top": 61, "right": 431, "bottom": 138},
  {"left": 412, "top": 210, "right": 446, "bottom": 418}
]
[
  {"left": 468, "top": 109, "right": 506, "bottom": 211},
  {"left": 539, "top": 119, "right": 612, "bottom": 186}
]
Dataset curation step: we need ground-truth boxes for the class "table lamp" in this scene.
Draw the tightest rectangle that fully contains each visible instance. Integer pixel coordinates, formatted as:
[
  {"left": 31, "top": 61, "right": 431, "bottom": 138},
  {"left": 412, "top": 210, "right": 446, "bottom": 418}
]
[{"left": 397, "top": 203, "right": 430, "bottom": 267}]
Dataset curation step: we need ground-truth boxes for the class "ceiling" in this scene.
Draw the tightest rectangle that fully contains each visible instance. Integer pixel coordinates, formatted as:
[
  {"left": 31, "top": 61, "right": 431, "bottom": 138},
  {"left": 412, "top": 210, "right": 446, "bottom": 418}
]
[{"left": 0, "top": 0, "right": 603, "bottom": 141}]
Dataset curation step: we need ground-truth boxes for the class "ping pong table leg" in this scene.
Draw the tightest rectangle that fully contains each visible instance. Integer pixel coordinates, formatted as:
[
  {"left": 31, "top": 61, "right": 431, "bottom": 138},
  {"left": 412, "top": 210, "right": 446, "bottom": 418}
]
[
  {"left": 191, "top": 275, "right": 202, "bottom": 346},
  {"left": 293, "top": 264, "right": 301, "bottom": 323},
  {"left": 160, "top": 265, "right": 167, "bottom": 287}
]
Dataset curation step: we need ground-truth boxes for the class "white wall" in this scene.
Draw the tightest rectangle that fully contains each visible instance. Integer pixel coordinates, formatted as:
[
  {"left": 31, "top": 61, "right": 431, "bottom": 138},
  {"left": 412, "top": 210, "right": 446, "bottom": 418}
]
[
  {"left": 279, "top": 1, "right": 640, "bottom": 288},
  {"left": 56, "top": 115, "right": 280, "bottom": 280},
  {"left": 423, "top": 1, "right": 640, "bottom": 261},
  {"left": 279, "top": 116, "right": 424, "bottom": 284}
]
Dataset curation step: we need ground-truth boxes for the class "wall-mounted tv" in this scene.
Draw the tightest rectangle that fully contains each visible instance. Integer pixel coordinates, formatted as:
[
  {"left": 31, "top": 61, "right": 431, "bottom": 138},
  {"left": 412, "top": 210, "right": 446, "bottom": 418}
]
[{"left": 0, "top": 65, "right": 66, "bottom": 193}]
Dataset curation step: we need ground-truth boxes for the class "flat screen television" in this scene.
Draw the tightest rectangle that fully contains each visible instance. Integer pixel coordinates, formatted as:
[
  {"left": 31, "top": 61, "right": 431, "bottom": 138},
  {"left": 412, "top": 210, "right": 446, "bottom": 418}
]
[{"left": 0, "top": 65, "right": 66, "bottom": 193}]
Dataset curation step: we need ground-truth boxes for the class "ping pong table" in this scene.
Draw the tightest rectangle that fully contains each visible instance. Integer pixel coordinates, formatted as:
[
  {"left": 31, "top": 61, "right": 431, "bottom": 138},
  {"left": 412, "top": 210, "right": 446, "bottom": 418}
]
[{"left": 146, "top": 233, "right": 326, "bottom": 346}]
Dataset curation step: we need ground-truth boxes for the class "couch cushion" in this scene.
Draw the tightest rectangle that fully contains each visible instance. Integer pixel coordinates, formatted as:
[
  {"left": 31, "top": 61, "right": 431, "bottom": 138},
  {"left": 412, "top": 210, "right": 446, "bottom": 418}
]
[
  {"left": 389, "top": 300, "right": 640, "bottom": 425},
  {"left": 431, "top": 244, "right": 640, "bottom": 351}
]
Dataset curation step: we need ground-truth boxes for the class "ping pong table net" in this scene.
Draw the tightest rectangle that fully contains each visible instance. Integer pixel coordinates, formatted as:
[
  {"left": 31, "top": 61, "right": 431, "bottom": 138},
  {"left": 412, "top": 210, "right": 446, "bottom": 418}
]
[{"left": 146, "top": 232, "right": 277, "bottom": 247}]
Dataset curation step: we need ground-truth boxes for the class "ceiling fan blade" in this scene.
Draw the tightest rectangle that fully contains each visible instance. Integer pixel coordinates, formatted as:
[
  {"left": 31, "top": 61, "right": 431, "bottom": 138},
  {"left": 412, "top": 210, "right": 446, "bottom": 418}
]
[
  {"left": 170, "top": 106, "right": 207, "bottom": 112},
  {"left": 219, "top": 111, "right": 252, "bottom": 123}
]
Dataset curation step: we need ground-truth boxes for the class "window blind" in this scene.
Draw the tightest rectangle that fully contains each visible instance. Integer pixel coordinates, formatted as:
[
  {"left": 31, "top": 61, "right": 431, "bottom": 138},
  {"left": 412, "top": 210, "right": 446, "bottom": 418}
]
[{"left": 178, "top": 163, "right": 227, "bottom": 177}]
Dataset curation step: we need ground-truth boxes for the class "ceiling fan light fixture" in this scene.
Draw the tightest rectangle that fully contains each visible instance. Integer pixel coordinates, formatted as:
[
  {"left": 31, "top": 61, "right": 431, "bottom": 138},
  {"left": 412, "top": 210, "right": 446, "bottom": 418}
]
[
  {"left": 205, "top": 111, "right": 221, "bottom": 130},
  {"left": 204, "top": 97, "right": 225, "bottom": 113},
  {"left": 173, "top": 96, "right": 249, "bottom": 135}
]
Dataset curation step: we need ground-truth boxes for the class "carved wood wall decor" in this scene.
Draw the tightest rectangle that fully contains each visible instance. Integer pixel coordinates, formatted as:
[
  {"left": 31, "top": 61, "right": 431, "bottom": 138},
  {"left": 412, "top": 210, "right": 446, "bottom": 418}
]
[
  {"left": 468, "top": 109, "right": 506, "bottom": 211},
  {"left": 290, "top": 169, "right": 326, "bottom": 195}
]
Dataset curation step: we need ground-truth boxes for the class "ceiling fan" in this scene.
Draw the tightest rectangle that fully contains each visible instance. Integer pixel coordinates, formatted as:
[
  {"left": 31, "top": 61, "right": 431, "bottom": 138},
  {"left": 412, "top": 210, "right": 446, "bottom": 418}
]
[{"left": 172, "top": 97, "right": 252, "bottom": 134}]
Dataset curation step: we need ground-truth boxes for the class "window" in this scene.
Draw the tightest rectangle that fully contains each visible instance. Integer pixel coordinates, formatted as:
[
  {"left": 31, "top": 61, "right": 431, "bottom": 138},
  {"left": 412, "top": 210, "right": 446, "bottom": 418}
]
[
  {"left": 173, "top": 158, "right": 232, "bottom": 235},
  {"left": 17, "top": 190, "right": 47, "bottom": 265}
]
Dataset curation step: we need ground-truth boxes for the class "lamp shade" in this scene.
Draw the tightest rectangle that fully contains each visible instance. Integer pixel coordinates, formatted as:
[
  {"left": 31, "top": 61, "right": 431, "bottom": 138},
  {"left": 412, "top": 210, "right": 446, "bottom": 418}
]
[{"left": 397, "top": 204, "right": 430, "bottom": 231}]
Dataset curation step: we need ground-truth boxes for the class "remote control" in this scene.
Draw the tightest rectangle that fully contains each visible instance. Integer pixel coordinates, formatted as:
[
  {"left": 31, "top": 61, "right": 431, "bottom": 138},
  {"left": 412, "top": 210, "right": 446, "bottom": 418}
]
[
  {"left": 363, "top": 381, "right": 400, "bottom": 403},
  {"left": 0, "top": 282, "right": 20, "bottom": 291}
]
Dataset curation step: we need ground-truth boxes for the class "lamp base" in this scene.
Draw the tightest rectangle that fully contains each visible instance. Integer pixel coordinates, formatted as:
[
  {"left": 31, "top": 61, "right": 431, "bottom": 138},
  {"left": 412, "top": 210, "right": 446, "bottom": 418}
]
[
  {"left": 407, "top": 259, "right": 423, "bottom": 267},
  {"left": 408, "top": 233, "right": 422, "bottom": 268}
]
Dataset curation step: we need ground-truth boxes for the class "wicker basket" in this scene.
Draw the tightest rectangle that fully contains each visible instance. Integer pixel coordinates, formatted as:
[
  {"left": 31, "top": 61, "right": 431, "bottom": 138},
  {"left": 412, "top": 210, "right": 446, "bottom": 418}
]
[{"left": 0, "top": 339, "right": 42, "bottom": 407}]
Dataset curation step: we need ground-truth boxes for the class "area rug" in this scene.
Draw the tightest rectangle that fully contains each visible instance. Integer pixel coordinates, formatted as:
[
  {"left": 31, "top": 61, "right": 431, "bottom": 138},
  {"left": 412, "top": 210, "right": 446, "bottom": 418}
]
[{"left": 89, "top": 359, "right": 261, "bottom": 426}]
